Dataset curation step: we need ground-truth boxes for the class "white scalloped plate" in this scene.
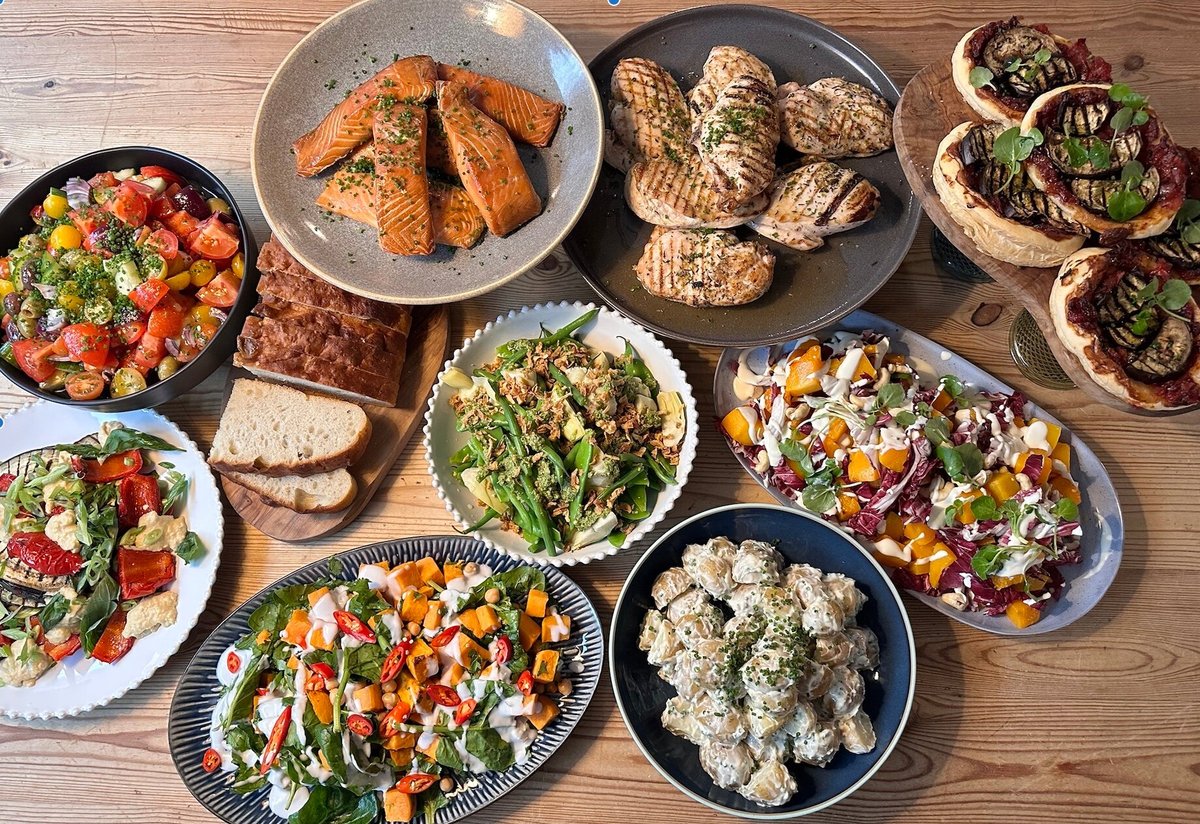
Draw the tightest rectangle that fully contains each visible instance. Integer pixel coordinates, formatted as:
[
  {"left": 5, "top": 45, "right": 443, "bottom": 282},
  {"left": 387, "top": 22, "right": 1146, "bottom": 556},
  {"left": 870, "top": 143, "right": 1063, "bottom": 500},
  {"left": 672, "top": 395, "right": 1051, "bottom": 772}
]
[
  {"left": 423, "top": 302, "right": 699, "bottom": 566},
  {"left": 0, "top": 403, "right": 223, "bottom": 719}
]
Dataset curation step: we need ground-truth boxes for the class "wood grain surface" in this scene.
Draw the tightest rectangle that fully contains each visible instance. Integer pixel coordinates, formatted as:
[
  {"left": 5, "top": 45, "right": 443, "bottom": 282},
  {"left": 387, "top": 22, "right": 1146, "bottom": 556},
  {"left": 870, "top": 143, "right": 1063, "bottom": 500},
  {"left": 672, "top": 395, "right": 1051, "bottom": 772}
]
[
  {"left": 1, "top": 2, "right": 1198, "bottom": 823},
  {"left": 218, "top": 304, "right": 450, "bottom": 541}
]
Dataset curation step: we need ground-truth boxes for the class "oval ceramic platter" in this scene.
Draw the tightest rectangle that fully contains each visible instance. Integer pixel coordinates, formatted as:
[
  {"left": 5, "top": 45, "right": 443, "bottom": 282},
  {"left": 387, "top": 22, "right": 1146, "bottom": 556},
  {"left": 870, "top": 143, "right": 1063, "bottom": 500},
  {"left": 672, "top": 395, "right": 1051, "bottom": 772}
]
[
  {"left": 424, "top": 302, "right": 700, "bottom": 567},
  {"left": 611, "top": 504, "right": 915, "bottom": 819},
  {"left": 169, "top": 536, "right": 603, "bottom": 824},
  {"left": 0, "top": 403, "right": 223, "bottom": 719},
  {"left": 563, "top": 5, "right": 921, "bottom": 347},
  {"left": 713, "top": 310, "right": 1124, "bottom": 635},
  {"left": 252, "top": 0, "right": 603, "bottom": 305}
]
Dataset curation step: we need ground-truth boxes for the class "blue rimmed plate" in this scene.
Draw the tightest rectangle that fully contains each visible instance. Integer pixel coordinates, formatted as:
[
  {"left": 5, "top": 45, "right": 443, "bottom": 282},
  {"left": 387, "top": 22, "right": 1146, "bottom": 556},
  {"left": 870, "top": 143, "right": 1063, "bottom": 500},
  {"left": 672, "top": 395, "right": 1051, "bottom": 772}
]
[{"left": 168, "top": 536, "right": 603, "bottom": 823}]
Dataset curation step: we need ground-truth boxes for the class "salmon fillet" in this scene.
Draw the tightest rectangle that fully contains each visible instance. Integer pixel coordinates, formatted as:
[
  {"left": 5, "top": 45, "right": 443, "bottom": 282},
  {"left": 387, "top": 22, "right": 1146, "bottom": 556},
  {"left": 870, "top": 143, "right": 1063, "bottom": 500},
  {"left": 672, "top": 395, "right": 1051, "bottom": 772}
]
[
  {"left": 293, "top": 55, "right": 437, "bottom": 177},
  {"left": 437, "top": 80, "right": 542, "bottom": 237},
  {"left": 315, "top": 144, "right": 377, "bottom": 224},
  {"left": 430, "top": 180, "right": 486, "bottom": 248},
  {"left": 437, "top": 63, "right": 564, "bottom": 147},
  {"left": 426, "top": 110, "right": 460, "bottom": 178},
  {"left": 373, "top": 104, "right": 434, "bottom": 256}
]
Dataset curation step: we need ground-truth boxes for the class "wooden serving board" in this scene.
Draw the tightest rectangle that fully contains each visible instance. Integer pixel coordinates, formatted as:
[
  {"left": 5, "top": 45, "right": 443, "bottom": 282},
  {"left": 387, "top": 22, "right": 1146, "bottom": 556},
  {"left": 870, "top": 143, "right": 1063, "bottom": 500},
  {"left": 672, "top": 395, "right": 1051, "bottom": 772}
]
[
  {"left": 894, "top": 58, "right": 1195, "bottom": 417},
  {"left": 217, "top": 304, "right": 450, "bottom": 541}
]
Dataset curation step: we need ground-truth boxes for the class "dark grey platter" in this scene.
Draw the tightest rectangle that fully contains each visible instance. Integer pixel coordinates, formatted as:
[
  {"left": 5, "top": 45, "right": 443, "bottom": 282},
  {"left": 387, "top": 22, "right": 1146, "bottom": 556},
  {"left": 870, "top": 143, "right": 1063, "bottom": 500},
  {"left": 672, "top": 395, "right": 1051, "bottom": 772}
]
[{"left": 563, "top": 5, "right": 921, "bottom": 348}]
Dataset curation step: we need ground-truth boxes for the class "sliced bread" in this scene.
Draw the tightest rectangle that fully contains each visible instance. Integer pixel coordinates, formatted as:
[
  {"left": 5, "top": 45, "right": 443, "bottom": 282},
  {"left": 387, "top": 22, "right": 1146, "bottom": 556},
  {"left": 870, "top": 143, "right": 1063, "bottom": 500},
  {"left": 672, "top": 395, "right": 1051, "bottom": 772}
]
[
  {"left": 239, "top": 316, "right": 404, "bottom": 379},
  {"left": 224, "top": 468, "right": 357, "bottom": 513},
  {"left": 254, "top": 296, "right": 409, "bottom": 354},
  {"left": 234, "top": 350, "right": 400, "bottom": 407},
  {"left": 208, "top": 379, "right": 372, "bottom": 476}
]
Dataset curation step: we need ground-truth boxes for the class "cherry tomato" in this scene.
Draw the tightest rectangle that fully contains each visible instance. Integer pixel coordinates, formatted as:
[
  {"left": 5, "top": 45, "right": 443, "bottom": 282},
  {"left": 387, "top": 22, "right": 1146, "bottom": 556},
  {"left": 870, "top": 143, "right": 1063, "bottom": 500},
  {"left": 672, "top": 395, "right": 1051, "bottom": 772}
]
[
  {"left": 380, "top": 640, "right": 413, "bottom": 685},
  {"left": 91, "top": 608, "right": 135, "bottom": 664},
  {"left": 494, "top": 635, "right": 513, "bottom": 665},
  {"left": 104, "top": 182, "right": 150, "bottom": 227},
  {"left": 116, "top": 547, "right": 175, "bottom": 599},
  {"left": 118, "top": 472, "right": 162, "bottom": 528},
  {"left": 453, "top": 698, "right": 478, "bottom": 726},
  {"left": 425, "top": 684, "right": 461, "bottom": 708},
  {"left": 162, "top": 209, "right": 199, "bottom": 238},
  {"left": 88, "top": 172, "right": 118, "bottom": 189},
  {"left": 61, "top": 323, "right": 112, "bottom": 368},
  {"left": 429, "top": 625, "right": 460, "bottom": 649},
  {"left": 195, "top": 271, "right": 240, "bottom": 308},
  {"left": 43, "top": 633, "right": 81, "bottom": 662},
  {"left": 309, "top": 661, "right": 335, "bottom": 680},
  {"left": 78, "top": 449, "right": 143, "bottom": 483},
  {"left": 0, "top": 473, "right": 16, "bottom": 492},
  {"left": 347, "top": 713, "right": 374, "bottom": 737},
  {"left": 258, "top": 706, "right": 292, "bottom": 774},
  {"left": 187, "top": 215, "right": 240, "bottom": 260},
  {"left": 148, "top": 304, "right": 185, "bottom": 338},
  {"left": 394, "top": 773, "right": 438, "bottom": 794},
  {"left": 201, "top": 748, "right": 222, "bottom": 773},
  {"left": 139, "top": 165, "right": 187, "bottom": 188},
  {"left": 143, "top": 227, "right": 179, "bottom": 260},
  {"left": 65, "top": 371, "right": 105, "bottom": 401},
  {"left": 379, "top": 700, "right": 412, "bottom": 736},
  {"left": 122, "top": 179, "right": 157, "bottom": 198},
  {"left": 128, "top": 279, "right": 170, "bottom": 313},
  {"left": 115, "top": 317, "right": 148, "bottom": 346},
  {"left": 333, "top": 610, "right": 376, "bottom": 643},
  {"left": 131, "top": 333, "right": 166, "bottom": 373},
  {"left": 516, "top": 669, "right": 534, "bottom": 696},
  {"left": 226, "top": 651, "right": 242, "bottom": 675},
  {"left": 7, "top": 532, "right": 84, "bottom": 575},
  {"left": 11, "top": 340, "right": 57, "bottom": 382}
]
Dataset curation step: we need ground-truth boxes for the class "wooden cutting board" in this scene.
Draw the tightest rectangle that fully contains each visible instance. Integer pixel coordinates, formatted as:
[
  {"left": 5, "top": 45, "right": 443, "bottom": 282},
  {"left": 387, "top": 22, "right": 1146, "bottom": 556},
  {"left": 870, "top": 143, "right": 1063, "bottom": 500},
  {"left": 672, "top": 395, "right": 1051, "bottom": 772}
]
[
  {"left": 217, "top": 304, "right": 450, "bottom": 541},
  {"left": 893, "top": 58, "right": 1195, "bottom": 417}
]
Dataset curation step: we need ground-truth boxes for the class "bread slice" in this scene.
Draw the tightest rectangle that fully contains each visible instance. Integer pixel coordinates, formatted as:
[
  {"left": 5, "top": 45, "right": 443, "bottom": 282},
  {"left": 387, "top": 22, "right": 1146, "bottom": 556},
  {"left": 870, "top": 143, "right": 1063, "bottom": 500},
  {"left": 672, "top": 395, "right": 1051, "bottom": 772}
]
[
  {"left": 254, "top": 296, "right": 409, "bottom": 354},
  {"left": 223, "top": 468, "right": 357, "bottom": 513},
  {"left": 209, "top": 379, "right": 372, "bottom": 476},
  {"left": 239, "top": 316, "right": 404, "bottom": 379},
  {"left": 234, "top": 349, "right": 400, "bottom": 407}
]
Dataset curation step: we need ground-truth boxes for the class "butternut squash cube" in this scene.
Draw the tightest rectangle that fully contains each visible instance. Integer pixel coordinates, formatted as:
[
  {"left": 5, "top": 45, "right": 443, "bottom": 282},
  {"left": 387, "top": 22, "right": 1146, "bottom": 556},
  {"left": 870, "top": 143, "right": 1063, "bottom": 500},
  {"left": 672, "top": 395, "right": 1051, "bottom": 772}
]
[
  {"left": 475, "top": 605, "right": 502, "bottom": 634},
  {"left": 541, "top": 613, "right": 571, "bottom": 644},
  {"left": 308, "top": 690, "right": 334, "bottom": 725},
  {"left": 1005, "top": 600, "right": 1042, "bottom": 629},
  {"left": 784, "top": 342, "right": 824, "bottom": 401},
  {"left": 444, "top": 562, "right": 464, "bottom": 583},
  {"left": 306, "top": 586, "right": 330, "bottom": 607},
  {"left": 925, "top": 543, "right": 955, "bottom": 588},
  {"left": 423, "top": 601, "right": 443, "bottom": 630},
  {"left": 415, "top": 556, "right": 445, "bottom": 587},
  {"left": 986, "top": 470, "right": 1020, "bottom": 503},
  {"left": 532, "top": 649, "right": 560, "bottom": 683},
  {"left": 883, "top": 512, "right": 905, "bottom": 540},
  {"left": 1051, "top": 442, "right": 1072, "bottom": 472},
  {"left": 406, "top": 638, "right": 435, "bottom": 679},
  {"left": 286, "top": 654, "right": 300, "bottom": 671},
  {"left": 384, "top": 787, "right": 416, "bottom": 822},
  {"left": 1050, "top": 475, "right": 1082, "bottom": 505},
  {"left": 518, "top": 612, "right": 541, "bottom": 650},
  {"left": 400, "top": 591, "right": 429, "bottom": 624},
  {"left": 525, "top": 588, "right": 549, "bottom": 618},
  {"left": 931, "top": 389, "right": 953, "bottom": 412},
  {"left": 822, "top": 418, "right": 849, "bottom": 457},
  {"left": 354, "top": 683, "right": 384, "bottom": 713},
  {"left": 458, "top": 608, "right": 483, "bottom": 637},
  {"left": 283, "top": 609, "right": 312, "bottom": 646},
  {"left": 847, "top": 450, "right": 879, "bottom": 484},
  {"left": 388, "top": 749, "right": 415, "bottom": 771},
  {"left": 383, "top": 731, "right": 416, "bottom": 749},
  {"left": 902, "top": 523, "right": 936, "bottom": 545},
  {"left": 879, "top": 447, "right": 908, "bottom": 473},
  {"left": 417, "top": 734, "right": 440, "bottom": 761},
  {"left": 456, "top": 632, "right": 491, "bottom": 667},
  {"left": 445, "top": 662, "right": 466, "bottom": 687},
  {"left": 389, "top": 562, "right": 424, "bottom": 591},
  {"left": 398, "top": 671, "right": 421, "bottom": 708},
  {"left": 528, "top": 696, "right": 560, "bottom": 730},
  {"left": 720, "top": 408, "right": 757, "bottom": 447},
  {"left": 837, "top": 492, "right": 861, "bottom": 521},
  {"left": 309, "top": 625, "right": 335, "bottom": 650}
]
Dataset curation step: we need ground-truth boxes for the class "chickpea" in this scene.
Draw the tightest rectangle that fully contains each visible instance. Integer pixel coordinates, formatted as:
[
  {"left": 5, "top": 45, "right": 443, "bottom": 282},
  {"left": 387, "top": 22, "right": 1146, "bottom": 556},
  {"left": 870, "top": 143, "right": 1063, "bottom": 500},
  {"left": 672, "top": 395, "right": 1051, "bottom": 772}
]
[
  {"left": 484, "top": 587, "right": 501, "bottom": 604},
  {"left": 557, "top": 678, "right": 573, "bottom": 697},
  {"left": 382, "top": 691, "right": 398, "bottom": 710},
  {"left": 407, "top": 621, "right": 422, "bottom": 637},
  {"left": 439, "top": 776, "right": 455, "bottom": 793},
  {"left": 382, "top": 679, "right": 398, "bottom": 694},
  {"left": 324, "top": 677, "right": 338, "bottom": 691},
  {"left": 463, "top": 562, "right": 478, "bottom": 576}
]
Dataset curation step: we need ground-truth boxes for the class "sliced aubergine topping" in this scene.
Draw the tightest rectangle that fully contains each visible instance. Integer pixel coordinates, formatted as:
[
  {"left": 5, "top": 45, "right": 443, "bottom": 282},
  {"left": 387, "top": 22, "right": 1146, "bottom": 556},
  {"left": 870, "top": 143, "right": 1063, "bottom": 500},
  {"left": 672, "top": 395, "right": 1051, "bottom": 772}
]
[
  {"left": 981, "top": 26, "right": 1058, "bottom": 75},
  {"left": 1060, "top": 101, "right": 1110, "bottom": 136},
  {"left": 1127, "top": 316, "right": 1194, "bottom": 381},
  {"left": 1048, "top": 131, "right": 1141, "bottom": 178},
  {"left": 960, "top": 123, "right": 1002, "bottom": 167},
  {"left": 1146, "top": 234, "right": 1200, "bottom": 267},
  {"left": 1099, "top": 271, "right": 1163, "bottom": 350},
  {"left": 1004, "top": 187, "right": 1085, "bottom": 233},
  {"left": 1006, "top": 54, "right": 1078, "bottom": 97},
  {"left": 0, "top": 556, "right": 71, "bottom": 609},
  {"left": 1071, "top": 167, "right": 1160, "bottom": 214},
  {"left": 979, "top": 158, "right": 1030, "bottom": 197}
]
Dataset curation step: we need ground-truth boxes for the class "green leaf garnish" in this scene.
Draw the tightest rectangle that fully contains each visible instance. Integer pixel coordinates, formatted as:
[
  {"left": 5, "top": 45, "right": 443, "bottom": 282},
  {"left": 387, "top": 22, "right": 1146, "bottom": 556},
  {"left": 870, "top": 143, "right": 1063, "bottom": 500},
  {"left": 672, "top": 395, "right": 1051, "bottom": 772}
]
[{"left": 969, "top": 66, "right": 995, "bottom": 89}]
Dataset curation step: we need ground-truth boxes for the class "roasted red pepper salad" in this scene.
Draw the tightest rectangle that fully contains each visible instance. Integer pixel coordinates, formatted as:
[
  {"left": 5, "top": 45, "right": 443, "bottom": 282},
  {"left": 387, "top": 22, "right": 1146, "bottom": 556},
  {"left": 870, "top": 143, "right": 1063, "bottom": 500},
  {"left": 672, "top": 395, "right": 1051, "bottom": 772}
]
[
  {"left": 0, "top": 423, "right": 204, "bottom": 686},
  {"left": 206, "top": 558, "right": 573, "bottom": 824},
  {"left": 0, "top": 165, "right": 244, "bottom": 400},
  {"left": 722, "top": 331, "right": 1084, "bottom": 629}
]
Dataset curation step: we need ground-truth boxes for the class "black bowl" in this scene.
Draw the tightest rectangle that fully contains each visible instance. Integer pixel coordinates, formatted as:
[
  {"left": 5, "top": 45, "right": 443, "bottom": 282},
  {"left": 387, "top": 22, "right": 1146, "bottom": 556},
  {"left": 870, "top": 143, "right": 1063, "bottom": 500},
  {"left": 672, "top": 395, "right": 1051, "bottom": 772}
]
[{"left": 0, "top": 146, "right": 258, "bottom": 411}]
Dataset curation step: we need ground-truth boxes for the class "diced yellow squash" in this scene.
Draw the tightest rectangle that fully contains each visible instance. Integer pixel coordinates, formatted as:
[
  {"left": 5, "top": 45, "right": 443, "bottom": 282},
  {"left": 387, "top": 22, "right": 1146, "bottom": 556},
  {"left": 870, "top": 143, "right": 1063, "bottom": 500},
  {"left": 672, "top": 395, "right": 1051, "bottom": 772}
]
[
  {"left": 1050, "top": 475, "right": 1082, "bottom": 505},
  {"left": 1006, "top": 600, "right": 1042, "bottom": 629},
  {"left": 287, "top": 654, "right": 300, "bottom": 671},
  {"left": 308, "top": 690, "right": 334, "bottom": 724},
  {"left": 784, "top": 341, "right": 824, "bottom": 400},
  {"left": 525, "top": 588, "right": 549, "bottom": 618},
  {"left": 457, "top": 633, "right": 491, "bottom": 666},
  {"left": 384, "top": 787, "right": 416, "bottom": 822},
  {"left": 417, "top": 734, "right": 439, "bottom": 761},
  {"left": 306, "top": 586, "right": 330, "bottom": 607},
  {"left": 475, "top": 605, "right": 502, "bottom": 634},
  {"left": 383, "top": 731, "right": 416, "bottom": 749},
  {"left": 374, "top": 560, "right": 391, "bottom": 572},
  {"left": 902, "top": 523, "right": 936, "bottom": 545},
  {"left": 518, "top": 612, "right": 541, "bottom": 650},
  {"left": 541, "top": 613, "right": 571, "bottom": 644},
  {"left": 282, "top": 610, "right": 312, "bottom": 646},
  {"left": 986, "top": 470, "right": 1020, "bottom": 503},
  {"left": 883, "top": 512, "right": 905, "bottom": 540},
  {"left": 423, "top": 601, "right": 443, "bottom": 630},
  {"left": 931, "top": 389, "right": 953, "bottom": 412},
  {"left": 389, "top": 562, "right": 424, "bottom": 590},
  {"left": 397, "top": 671, "right": 421, "bottom": 708},
  {"left": 400, "top": 591, "right": 429, "bottom": 624},
  {"left": 905, "top": 537, "right": 938, "bottom": 560},
  {"left": 354, "top": 683, "right": 384, "bottom": 713},
  {"left": 872, "top": 549, "right": 910, "bottom": 569},
  {"left": 309, "top": 625, "right": 335, "bottom": 651},
  {"left": 532, "top": 649, "right": 560, "bottom": 683},
  {"left": 445, "top": 662, "right": 466, "bottom": 686},
  {"left": 879, "top": 447, "right": 908, "bottom": 473},
  {"left": 444, "top": 562, "right": 463, "bottom": 583},
  {"left": 822, "top": 418, "right": 849, "bottom": 457},
  {"left": 990, "top": 574, "right": 1025, "bottom": 589},
  {"left": 388, "top": 749, "right": 415, "bottom": 770},
  {"left": 406, "top": 638, "right": 435, "bottom": 679},
  {"left": 926, "top": 544, "right": 954, "bottom": 588},
  {"left": 459, "top": 608, "right": 482, "bottom": 637},
  {"left": 418, "top": 585, "right": 435, "bottom": 599},
  {"left": 1014, "top": 449, "right": 1051, "bottom": 484},
  {"left": 415, "top": 557, "right": 445, "bottom": 587},
  {"left": 1030, "top": 419, "right": 1062, "bottom": 452},
  {"left": 528, "top": 696, "right": 560, "bottom": 730},
  {"left": 1051, "top": 442, "right": 1072, "bottom": 471},
  {"left": 847, "top": 450, "right": 879, "bottom": 484},
  {"left": 255, "top": 629, "right": 271, "bottom": 645},
  {"left": 837, "top": 491, "right": 861, "bottom": 521},
  {"left": 720, "top": 408, "right": 757, "bottom": 447}
]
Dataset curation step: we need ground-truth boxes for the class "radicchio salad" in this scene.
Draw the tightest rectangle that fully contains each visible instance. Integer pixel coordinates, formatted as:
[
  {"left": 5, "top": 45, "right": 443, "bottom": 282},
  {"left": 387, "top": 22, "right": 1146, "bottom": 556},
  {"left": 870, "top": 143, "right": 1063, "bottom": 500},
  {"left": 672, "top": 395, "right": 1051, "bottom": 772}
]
[{"left": 721, "top": 331, "right": 1083, "bottom": 629}]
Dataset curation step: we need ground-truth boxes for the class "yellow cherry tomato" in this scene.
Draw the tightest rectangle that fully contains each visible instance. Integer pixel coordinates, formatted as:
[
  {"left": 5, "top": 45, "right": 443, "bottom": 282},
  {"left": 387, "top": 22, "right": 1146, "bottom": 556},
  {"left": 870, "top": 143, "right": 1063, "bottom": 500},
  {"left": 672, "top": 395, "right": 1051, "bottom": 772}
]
[
  {"left": 188, "top": 259, "right": 217, "bottom": 287},
  {"left": 48, "top": 224, "right": 82, "bottom": 252},
  {"left": 230, "top": 252, "right": 245, "bottom": 278},
  {"left": 42, "top": 190, "right": 69, "bottom": 220},
  {"left": 0, "top": 279, "right": 14, "bottom": 300},
  {"left": 206, "top": 197, "right": 231, "bottom": 216},
  {"left": 165, "top": 272, "right": 191, "bottom": 291}
]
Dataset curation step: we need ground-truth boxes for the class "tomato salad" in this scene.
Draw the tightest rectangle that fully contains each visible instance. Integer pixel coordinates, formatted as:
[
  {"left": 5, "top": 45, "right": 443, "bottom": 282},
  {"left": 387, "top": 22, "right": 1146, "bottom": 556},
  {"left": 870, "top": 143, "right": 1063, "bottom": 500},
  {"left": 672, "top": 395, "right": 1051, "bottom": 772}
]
[{"left": 0, "top": 165, "right": 244, "bottom": 400}]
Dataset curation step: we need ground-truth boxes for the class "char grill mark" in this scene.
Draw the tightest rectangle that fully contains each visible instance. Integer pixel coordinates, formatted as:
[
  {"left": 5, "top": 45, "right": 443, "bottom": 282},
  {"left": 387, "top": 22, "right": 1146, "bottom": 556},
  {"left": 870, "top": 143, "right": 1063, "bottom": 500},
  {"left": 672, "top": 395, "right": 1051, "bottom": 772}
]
[
  {"left": 1007, "top": 55, "right": 1077, "bottom": 97},
  {"left": 1071, "top": 167, "right": 1161, "bottom": 213},
  {"left": 1146, "top": 234, "right": 1200, "bottom": 267},
  {"left": 1048, "top": 130, "right": 1141, "bottom": 178},
  {"left": 1059, "top": 101, "right": 1110, "bottom": 135}
]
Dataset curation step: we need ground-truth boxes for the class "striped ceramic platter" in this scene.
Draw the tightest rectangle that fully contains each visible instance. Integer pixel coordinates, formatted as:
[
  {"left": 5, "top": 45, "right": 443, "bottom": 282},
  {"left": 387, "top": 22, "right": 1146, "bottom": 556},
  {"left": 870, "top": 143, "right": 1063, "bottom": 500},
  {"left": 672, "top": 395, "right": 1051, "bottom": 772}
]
[{"left": 168, "top": 536, "right": 603, "bottom": 823}]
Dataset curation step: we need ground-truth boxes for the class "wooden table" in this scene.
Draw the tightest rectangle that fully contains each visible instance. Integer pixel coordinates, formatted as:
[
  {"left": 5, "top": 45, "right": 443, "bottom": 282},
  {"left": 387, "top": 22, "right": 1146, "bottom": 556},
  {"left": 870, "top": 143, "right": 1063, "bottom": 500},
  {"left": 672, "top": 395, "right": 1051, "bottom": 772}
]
[{"left": 1, "top": 2, "right": 1198, "bottom": 822}]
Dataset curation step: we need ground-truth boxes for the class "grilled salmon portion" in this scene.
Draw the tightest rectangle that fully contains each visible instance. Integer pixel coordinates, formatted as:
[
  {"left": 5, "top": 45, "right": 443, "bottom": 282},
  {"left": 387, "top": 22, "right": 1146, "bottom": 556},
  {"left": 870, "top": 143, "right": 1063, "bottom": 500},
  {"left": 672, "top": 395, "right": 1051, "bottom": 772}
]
[
  {"left": 373, "top": 104, "right": 434, "bottom": 256},
  {"left": 778, "top": 78, "right": 894, "bottom": 158},
  {"left": 604, "top": 58, "right": 692, "bottom": 172},
  {"left": 747, "top": 161, "right": 880, "bottom": 250},
  {"left": 294, "top": 55, "right": 437, "bottom": 177},
  {"left": 687, "top": 45, "right": 776, "bottom": 119},
  {"left": 437, "top": 63, "right": 564, "bottom": 147},
  {"left": 437, "top": 80, "right": 542, "bottom": 237},
  {"left": 430, "top": 180, "right": 486, "bottom": 248},
  {"left": 636, "top": 225, "right": 775, "bottom": 306},
  {"left": 625, "top": 158, "right": 768, "bottom": 229},
  {"left": 692, "top": 75, "right": 780, "bottom": 206},
  {"left": 426, "top": 110, "right": 460, "bottom": 178},
  {"left": 315, "top": 144, "right": 378, "bottom": 225}
]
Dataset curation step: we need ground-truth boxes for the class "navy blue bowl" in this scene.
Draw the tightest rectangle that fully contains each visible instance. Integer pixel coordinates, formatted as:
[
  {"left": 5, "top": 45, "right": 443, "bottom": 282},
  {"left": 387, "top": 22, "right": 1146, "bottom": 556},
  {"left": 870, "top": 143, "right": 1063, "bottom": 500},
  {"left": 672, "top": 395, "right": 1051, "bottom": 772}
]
[
  {"left": 0, "top": 146, "right": 258, "bottom": 410},
  {"left": 610, "top": 503, "right": 916, "bottom": 818}
]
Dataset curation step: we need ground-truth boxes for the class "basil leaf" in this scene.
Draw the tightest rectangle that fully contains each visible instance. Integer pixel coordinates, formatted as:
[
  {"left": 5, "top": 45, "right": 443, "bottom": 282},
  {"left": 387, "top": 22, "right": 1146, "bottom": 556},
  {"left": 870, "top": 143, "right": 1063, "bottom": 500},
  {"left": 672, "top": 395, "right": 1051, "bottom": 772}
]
[
  {"left": 970, "top": 545, "right": 1006, "bottom": 580},
  {"left": 160, "top": 470, "right": 189, "bottom": 515},
  {"left": 175, "top": 531, "right": 204, "bottom": 564},
  {"left": 222, "top": 653, "right": 267, "bottom": 728},
  {"left": 38, "top": 594, "right": 71, "bottom": 632},
  {"left": 343, "top": 642, "right": 385, "bottom": 683},
  {"left": 1108, "top": 189, "right": 1147, "bottom": 222},
  {"left": 79, "top": 573, "right": 118, "bottom": 655},
  {"left": 465, "top": 726, "right": 516, "bottom": 771},
  {"left": 56, "top": 427, "right": 180, "bottom": 460},
  {"left": 467, "top": 567, "right": 546, "bottom": 608},
  {"left": 288, "top": 786, "right": 378, "bottom": 824},
  {"left": 314, "top": 725, "right": 349, "bottom": 783},
  {"left": 436, "top": 735, "right": 466, "bottom": 771}
]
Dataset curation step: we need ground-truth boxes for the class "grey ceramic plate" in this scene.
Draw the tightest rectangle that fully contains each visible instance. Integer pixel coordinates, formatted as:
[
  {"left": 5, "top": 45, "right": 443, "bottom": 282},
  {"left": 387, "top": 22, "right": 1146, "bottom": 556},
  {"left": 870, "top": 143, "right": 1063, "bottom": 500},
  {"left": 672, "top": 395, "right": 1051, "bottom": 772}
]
[
  {"left": 251, "top": 0, "right": 603, "bottom": 305},
  {"left": 168, "top": 536, "right": 603, "bottom": 823},
  {"left": 713, "top": 310, "right": 1124, "bottom": 635},
  {"left": 563, "top": 5, "right": 920, "bottom": 347}
]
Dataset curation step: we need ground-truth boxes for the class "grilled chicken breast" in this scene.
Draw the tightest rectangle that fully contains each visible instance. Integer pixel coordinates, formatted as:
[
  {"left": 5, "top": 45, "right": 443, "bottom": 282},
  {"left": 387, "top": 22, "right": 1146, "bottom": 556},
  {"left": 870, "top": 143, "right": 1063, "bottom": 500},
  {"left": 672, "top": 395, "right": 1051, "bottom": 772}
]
[
  {"left": 437, "top": 80, "right": 542, "bottom": 237},
  {"left": 626, "top": 159, "right": 768, "bottom": 229},
  {"left": 748, "top": 161, "right": 880, "bottom": 250},
  {"left": 636, "top": 226, "right": 775, "bottom": 306},
  {"left": 605, "top": 58, "right": 692, "bottom": 172},
  {"left": 373, "top": 104, "right": 434, "bottom": 256},
  {"left": 686, "top": 46, "right": 777, "bottom": 119},
  {"left": 778, "top": 78, "right": 894, "bottom": 159},
  {"left": 293, "top": 55, "right": 437, "bottom": 177},
  {"left": 692, "top": 75, "right": 780, "bottom": 206}
]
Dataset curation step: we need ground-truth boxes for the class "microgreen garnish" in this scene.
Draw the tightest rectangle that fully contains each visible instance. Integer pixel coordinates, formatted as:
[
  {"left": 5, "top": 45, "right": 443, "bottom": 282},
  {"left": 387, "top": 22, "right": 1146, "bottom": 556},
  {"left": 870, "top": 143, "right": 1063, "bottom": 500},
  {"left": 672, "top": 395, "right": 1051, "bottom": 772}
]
[
  {"left": 1108, "top": 83, "right": 1150, "bottom": 134},
  {"left": 1004, "top": 47, "right": 1053, "bottom": 81},
  {"left": 993, "top": 127, "right": 1044, "bottom": 185},
  {"left": 969, "top": 66, "right": 995, "bottom": 89},
  {"left": 1107, "top": 160, "right": 1149, "bottom": 222},
  {"left": 1129, "top": 277, "right": 1192, "bottom": 336},
  {"left": 1062, "top": 136, "right": 1111, "bottom": 170},
  {"left": 1173, "top": 199, "right": 1200, "bottom": 245}
]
